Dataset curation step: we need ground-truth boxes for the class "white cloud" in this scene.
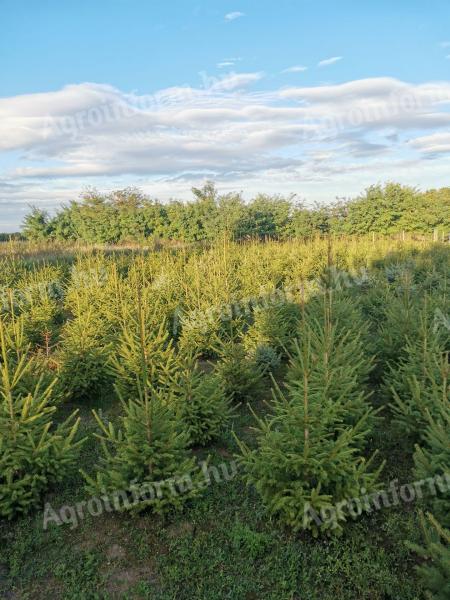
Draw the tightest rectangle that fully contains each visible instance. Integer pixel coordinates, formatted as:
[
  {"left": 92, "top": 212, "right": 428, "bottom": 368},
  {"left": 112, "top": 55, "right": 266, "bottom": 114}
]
[
  {"left": 224, "top": 11, "right": 244, "bottom": 21},
  {"left": 208, "top": 72, "right": 264, "bottom": 91},
  {"left": 282, "top": 65, "right": 308, "bottom": 73},
  {"left": 440, "top": 41, "right": 450, "bottom": 48},
  {"left": 318, "top": 56, "right": 343, "bottom": 67},
  {"left": 217, "top": 57, "right": 243, "bottom": 69},
  {"left": 409, "top": 132, "right": 450, "bottom": 155},
  {"left": 1, "top": 75, "right": 450, "bottom": 230}
]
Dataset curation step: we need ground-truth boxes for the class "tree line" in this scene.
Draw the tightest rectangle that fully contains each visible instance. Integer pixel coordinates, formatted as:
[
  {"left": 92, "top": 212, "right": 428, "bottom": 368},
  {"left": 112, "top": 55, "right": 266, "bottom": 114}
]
[{"left": 21, "top": 182, "right": 450, "bottom": 243}]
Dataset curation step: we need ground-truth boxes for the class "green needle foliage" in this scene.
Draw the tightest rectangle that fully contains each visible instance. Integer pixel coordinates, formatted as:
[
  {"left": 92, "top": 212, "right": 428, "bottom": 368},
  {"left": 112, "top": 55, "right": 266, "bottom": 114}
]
[
  {"left": 57, "top": 306, "right": 113, "bottom": 402},
  {"left": 169, "top": 353, "right": 233, "bottom": 446},
  {"left": 83, "top": 386, "right": 204, "bottom": 515},
  {"left": 377, "top": 283, "right": 421, "bottom": 369},
  {"left": 0, "top": 317, "right": 84, "bottom": 519},
  {"left": 243, "top": 302, "right": 300, "bottom": 362},
  {"left": 413, "top": 397, "right": 450, "bottom": 527},
  {"left": 109, "top": 297, "right": 177, "bottom": 401},
  {"left": 287, "top": 295, "right": 377, "bottom": 434},
  {"left": 83, "top": 302, "right": 204, "bottom": 515},
  {"left": 177, "top": 308, "right": 225, "bottom": 358},
  {"left": 390, "top": 349, "right": 449, "bottom": 441},
  {"left": 214, "top": 340, "right": 264, "bottom": 403},
  {"left": 236, "top": 317, "right": 383, "bottom": 536},
  {"left": 408, "top": 513, "right": 450, "bottom": 600}
]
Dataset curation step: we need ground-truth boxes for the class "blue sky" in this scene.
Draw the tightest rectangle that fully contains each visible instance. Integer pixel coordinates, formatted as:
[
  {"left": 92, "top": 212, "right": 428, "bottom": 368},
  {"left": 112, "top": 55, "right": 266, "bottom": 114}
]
[{"left": 1, "top": 0, "right": 450, "bottom": 230}]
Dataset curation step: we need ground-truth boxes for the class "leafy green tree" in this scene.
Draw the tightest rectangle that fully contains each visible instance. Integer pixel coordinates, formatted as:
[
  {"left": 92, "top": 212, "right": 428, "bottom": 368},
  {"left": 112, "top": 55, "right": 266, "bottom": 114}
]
[
  {"left": 22, "top": 207, "right": 52, "bottom": 241},
  {"left": 50, "top": 207, "right": 78, "bottom": 240},
  {"left": 20, "top": 182, "right": 450, "bottom": 242}
]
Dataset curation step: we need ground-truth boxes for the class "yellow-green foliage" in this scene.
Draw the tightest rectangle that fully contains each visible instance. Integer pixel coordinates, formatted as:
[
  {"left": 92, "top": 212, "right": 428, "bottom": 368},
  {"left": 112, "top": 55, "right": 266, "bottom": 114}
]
[
  {"left": 0, "top": 316, "right": 84, "bottom": 518},
  {"left": 0, "top": 234, "right": 448, "bottom": 532}
]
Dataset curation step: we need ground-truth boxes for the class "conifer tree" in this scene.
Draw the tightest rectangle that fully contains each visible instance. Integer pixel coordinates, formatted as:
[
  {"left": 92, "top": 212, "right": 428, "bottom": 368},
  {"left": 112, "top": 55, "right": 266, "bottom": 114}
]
[
  {"left": 377, "top": 282, "right": 420, "bottom": 369},
  {"left": 83, "top": 303, "right": 204, "bottom": 514},
  {"left": 302, "top": 291, "right": 374, "bottom": 356},
  {"left": 177, "top": 308, "right": 225, "bottom": 358},
  {"left": 413, "top": 400, "right": 450, "bottom": 527},
  {"left": 83, "top": 386, "right": 205, "bottom": 514},
  {"left": 0, "top": 317, "right": 84, "bottom": 518},
  {"left": 235, "top": 326, "right": 382, "bottom": 536},
  {"left": 408, "top": 513, "right": 450, "bottom": 600},
  {"left": 57, "top": 306, "right": 113, "bottom": 402},
  {"left": 169, "top": 353, "right": 233, "bottom": 446},
  {"left": 243, "top": 302, "right": 300, "bottom": 363},
  {"left": 109, "top": 293, "right": 177, "bottom": 401},
  {"left": 214, "top": 340, "right": 264, "bottom": 403},
  {"left": 390, "top": 349, "right": 449, "bottom": 441},
  {"left": 286, "top": 293, "right": 377, "bottom": 435}
]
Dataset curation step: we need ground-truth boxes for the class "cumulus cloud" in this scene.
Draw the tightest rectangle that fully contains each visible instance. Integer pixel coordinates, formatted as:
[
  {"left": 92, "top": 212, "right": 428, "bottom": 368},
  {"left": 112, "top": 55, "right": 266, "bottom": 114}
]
[
  {"left": 224, "top": 11, "right": 244, "bottom": 21},
  {"left": 318, "top": 56, "right": 343, "bottom": 67}
]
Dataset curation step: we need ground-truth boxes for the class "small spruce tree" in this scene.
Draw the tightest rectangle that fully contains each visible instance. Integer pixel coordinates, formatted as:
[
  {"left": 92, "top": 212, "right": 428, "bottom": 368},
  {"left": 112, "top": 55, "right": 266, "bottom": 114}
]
[
  {"left": 408, "top": 513, "right": 450, "bottom": 600},
  {"left": 83, "top": 305, "right": 204, "bottom": 514},
  {"left": 235, "top": 325, "right": 383, "bottom": 536},
  {"left": 214, "top": 340, "right": 264, "bottom": 403},
  {"left": 109, "top": 300, "right": 177, "bottom": 401},
  {"left": 169, "top": 353, "right": 233, "bottom": 446},
  {"left": 57, "top": 307, "right": 113, "bottom": 402},
  {"left": 413, "top": 401, "right": 450, "bottom": 527},
  {"left": 0, "top": 317, "right": 84, "bottom": 518},
  {"left": 388, "top": 321, "right": 449, "bottom": 439}
]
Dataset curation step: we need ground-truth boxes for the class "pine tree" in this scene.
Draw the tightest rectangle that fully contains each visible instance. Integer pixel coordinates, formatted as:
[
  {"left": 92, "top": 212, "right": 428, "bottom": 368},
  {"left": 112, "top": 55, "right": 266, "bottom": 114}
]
[
  {"left": 243, "top": 302, "right": 300, "bottom": 363},
  {"left": 377, "top": 283, "right": 420, "bottom": 369},
  {"left": 169, "top": 353, "right": 233, "bottom": 446},
  {"left": 408, "top": 513, "right": 450, "bottom": 600},
  {"left": 251, "top": 344, "right": 281, "bottom": 374},
  {"left": 109, "top": 294, "right": 177, "bottom": 401},
  {"left": 83, "top": 308, "right": 204, "bottom": 514},
  {"left": 214, "top": 340, "right": 264, "bottom": 403},
  {"left": 390, "top": 349, "right": 449, "bottom": 441},
  {"left": 235, "top": 322, "right": 383, "bottom": 536},
  {"left": 413, "top": 400, "right": 450, "bottom": 527},
  {"left": 177, "top": 307, "right": 225, "bottom": 358},
  {"left": 302, "top": 291, "right": 375, "bottom": 356},
  {"left": 57, "top": 306, "right": 113, "bottom": 402},
  {"left": 287, "top": 294, "right": 377, "bottom": 435},
  {"left": 0, "top": 317, "right": 84, "bottom": 518}
]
